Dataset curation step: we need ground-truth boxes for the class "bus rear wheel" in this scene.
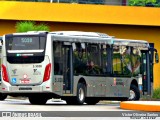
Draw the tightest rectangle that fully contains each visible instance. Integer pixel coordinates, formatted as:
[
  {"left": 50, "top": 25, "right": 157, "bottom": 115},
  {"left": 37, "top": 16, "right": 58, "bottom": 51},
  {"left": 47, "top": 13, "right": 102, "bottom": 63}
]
[
  {"left": 29, "top": 96, "right": 48, "bottom": 105},
  {"left": 0, "top": 93, "right": 7, "bottom": 101},
  {"left": 128, "top": 84, "right": 140, "bottom": 101}
]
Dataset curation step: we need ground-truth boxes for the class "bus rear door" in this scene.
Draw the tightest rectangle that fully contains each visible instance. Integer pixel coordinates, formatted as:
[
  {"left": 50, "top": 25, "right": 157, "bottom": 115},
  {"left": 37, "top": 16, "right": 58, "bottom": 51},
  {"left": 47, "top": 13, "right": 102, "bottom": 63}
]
[{"left": 63, "top": 43, "right": 73, "bottom": 94}]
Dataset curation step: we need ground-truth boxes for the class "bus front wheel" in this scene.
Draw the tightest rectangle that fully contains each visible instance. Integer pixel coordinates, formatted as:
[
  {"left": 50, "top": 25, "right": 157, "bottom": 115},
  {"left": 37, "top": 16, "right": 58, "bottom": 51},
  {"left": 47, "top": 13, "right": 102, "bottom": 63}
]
[{"left": 128, "top": 84, "right": 140, "bottom": 101}]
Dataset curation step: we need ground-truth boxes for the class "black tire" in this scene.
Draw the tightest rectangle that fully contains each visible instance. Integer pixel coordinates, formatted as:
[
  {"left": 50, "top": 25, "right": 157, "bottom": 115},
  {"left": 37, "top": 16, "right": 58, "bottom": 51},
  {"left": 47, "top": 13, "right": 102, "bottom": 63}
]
[
  {"left": 85, "top": 98, "right": 99, "bottom": 105},
  {"left": 66, "top": 83, "right": 86, "bottom": 105},
  {"left": 128, "top": 84, "right": 140, "bottom": 101},
  {"left": 0, "top": 93, "right": 7, "bottom": 101},
  {"left": 75, "top": 83, "right": 86, "bottom": 105},
  {"left": 28, "top": 96, "right": 48, "bottom": 105}
]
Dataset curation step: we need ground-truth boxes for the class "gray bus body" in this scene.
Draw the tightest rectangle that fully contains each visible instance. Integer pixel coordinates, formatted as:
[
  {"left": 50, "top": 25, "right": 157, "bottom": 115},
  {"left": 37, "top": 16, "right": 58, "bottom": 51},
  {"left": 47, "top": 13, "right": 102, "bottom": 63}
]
[{"left": 1, "top": 31, "right": 153, "bottom": 104}]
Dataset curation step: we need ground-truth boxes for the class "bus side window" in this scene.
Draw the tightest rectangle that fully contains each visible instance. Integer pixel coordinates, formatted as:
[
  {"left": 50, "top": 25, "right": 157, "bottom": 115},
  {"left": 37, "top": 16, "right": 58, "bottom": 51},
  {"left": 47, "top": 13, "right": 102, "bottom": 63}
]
[
  {"left": 112, "top": 46, "right": 122, "bottom": 75},
  {"left": 73, "top": 43, "right": 87, "bottom": 75}
]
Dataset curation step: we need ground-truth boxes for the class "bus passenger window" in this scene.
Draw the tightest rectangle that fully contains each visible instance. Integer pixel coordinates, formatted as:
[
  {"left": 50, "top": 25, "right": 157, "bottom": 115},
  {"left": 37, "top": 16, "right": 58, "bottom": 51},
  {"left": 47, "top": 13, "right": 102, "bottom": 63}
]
[
  {"left": 73, "top": 43, "right": 87, "bottom": 75},
  {"left": 121, "top": 46, "right": 132, "bottom": 75},
  {"left": 131, "top": 48, "right": 141, "bottom": 76},
  {"left": 112, "top": 46, "right": 122, "bottom": 75}
]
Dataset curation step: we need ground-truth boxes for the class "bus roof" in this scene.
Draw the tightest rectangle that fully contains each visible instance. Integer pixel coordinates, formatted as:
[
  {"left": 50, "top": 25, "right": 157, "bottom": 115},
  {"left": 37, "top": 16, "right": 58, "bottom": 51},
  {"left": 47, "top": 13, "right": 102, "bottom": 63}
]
[
  {"left": 50, "top": 31, "right": 110, "bottom": 38},
  {"left": 5, "top": 31, "right": 149, "bottom": 48},
  {"left": 114, "top": 38, "right": 149, "bottom": 48},
  {"left": 50, "top": 31, "right": 113, "bottom": 45},
  {"left": 50, "top": 31, "right": 149, "bottom": 48}
]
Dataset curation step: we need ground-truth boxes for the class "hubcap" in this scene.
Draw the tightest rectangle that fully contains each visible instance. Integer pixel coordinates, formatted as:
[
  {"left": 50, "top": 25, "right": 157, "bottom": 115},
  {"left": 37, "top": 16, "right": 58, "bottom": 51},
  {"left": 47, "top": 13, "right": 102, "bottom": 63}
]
[
  {"left": 79, "top": 88, "right": 84, "bottom": 101},
  {"left": 129, "top": 90, "right": 136, "bottom": 100}
]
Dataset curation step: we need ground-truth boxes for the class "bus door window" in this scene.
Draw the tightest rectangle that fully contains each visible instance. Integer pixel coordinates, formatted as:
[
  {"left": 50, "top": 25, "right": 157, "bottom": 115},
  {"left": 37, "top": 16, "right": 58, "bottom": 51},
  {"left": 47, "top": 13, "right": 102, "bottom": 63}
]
[
  {"left": 141, "top": 51, "right": 148, "bottom": 94},
  {"left": 62, "top": 42, "right": 74, "bottom": 92},
  {"left": 63, "top": 46, "right": 70, "bottom": 90},
  {"left": 53, "top": 42, "right": 63, "bottom": 75}
]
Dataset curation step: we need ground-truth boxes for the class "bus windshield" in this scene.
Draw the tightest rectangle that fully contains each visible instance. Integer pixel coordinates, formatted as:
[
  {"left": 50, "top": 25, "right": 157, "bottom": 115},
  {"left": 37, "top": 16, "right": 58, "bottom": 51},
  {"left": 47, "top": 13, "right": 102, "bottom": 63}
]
[{"left": 5, "top": 35, "right": 46, "bottom": 64}]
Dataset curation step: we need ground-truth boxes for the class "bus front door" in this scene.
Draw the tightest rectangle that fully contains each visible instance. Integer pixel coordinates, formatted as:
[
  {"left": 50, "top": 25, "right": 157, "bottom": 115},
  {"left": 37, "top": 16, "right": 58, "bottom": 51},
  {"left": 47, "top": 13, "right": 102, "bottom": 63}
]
[
  {"left": 63, "top": 45, "right": 73, "bottom": 94},
  {"left": 141, "top": 47, "right": 154, "bottom": 95}
]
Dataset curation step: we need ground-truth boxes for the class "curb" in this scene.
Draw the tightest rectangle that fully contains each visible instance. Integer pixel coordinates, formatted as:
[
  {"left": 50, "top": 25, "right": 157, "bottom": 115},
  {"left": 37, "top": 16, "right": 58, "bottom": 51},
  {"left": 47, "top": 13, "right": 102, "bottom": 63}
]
[{"left": 120, "top": 101, "right": 160, "bottom": 112}]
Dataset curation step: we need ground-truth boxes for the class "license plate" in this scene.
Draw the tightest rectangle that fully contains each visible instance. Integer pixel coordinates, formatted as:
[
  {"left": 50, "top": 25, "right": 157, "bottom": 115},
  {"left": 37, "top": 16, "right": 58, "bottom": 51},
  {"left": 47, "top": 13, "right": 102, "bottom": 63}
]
[{"left": 19, "top": 87, "right": 32, "bottom": 90}]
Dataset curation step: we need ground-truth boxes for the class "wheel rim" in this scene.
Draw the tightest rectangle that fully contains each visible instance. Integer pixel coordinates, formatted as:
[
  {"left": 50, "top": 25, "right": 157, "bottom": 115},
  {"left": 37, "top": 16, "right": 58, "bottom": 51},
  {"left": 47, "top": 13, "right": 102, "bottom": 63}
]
[
  {"left": 129, "top": 90, "right": 136, "bottom": 100},
  {"left": 79, "top": 88, "right": 84, "bottom": 101}
]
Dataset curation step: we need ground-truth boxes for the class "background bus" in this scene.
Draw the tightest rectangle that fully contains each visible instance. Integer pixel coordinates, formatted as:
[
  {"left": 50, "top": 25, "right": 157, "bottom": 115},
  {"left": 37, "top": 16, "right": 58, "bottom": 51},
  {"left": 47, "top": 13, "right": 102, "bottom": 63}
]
[{"left": 1, "top": 31, "right": 159, "bottom": 104}]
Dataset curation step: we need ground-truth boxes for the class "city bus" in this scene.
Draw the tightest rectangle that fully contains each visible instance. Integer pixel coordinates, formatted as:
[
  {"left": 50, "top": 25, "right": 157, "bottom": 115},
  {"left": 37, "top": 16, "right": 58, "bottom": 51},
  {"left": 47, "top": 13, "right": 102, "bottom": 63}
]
[{"left": 1, "top": 31, "right": 159, "bottom": 105}]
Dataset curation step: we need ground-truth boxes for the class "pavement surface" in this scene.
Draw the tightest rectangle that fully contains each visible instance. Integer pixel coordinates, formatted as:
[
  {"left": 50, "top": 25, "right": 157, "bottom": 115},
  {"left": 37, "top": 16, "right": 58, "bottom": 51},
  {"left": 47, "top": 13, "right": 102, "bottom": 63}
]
[
  {"left": 120, "top": 101, "right": 160, "bottom": 111},
  {"left": 0, "top": 98, "right": 124, "bottom": 111}
]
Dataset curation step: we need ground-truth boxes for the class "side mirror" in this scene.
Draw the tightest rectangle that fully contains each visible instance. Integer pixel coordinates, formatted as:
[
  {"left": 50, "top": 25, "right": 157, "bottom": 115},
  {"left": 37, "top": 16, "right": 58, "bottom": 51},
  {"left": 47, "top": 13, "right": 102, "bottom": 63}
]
[{"left": 155, "top": 52, "right": 159, "bottom": 63}]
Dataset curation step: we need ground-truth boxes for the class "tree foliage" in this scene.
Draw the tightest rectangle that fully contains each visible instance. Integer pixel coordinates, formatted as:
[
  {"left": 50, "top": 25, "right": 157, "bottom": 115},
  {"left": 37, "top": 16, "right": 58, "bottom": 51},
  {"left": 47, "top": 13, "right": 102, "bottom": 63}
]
[
  {"left": 129, "top": 0, "right": 158, "bottom": 7},
  {"left": 152, "top": 87, "right": 160, "bottom": 99},
  {"left": 16, "top": 21, "right": 50, "bottom": 32}
]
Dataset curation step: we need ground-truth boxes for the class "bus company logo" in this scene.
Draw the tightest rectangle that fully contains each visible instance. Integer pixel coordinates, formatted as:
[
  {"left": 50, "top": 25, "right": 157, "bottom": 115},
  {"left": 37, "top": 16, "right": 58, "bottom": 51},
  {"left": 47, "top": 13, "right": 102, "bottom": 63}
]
[
  {"left": 12, "top": 69, "right": 17, "bottom": 75},
  {"left": 33, "top": 69, "right": 41, "bottom": 75},
  {"left": 20, "top": 74, "right": 31, "bottom": 84},
  {"left": 23, "top": 74, "right": 28, "bottom": 79},
  {"left": 33, "top": 69, "right": 37, "bottom": 73}
]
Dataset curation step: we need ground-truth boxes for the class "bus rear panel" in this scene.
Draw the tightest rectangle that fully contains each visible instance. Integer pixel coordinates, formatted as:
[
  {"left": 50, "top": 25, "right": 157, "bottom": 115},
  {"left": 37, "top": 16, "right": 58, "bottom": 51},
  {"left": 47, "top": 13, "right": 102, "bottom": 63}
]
[{"left": 2, "top": 33, "right": 53, "bottom": 93}]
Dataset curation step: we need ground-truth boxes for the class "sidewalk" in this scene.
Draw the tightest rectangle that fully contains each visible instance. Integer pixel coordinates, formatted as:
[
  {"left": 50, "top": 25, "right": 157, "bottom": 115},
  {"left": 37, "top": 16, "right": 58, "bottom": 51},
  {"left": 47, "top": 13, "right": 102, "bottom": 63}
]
[{"left": 120, "top": 101, "right": 160, "bottom": 111}]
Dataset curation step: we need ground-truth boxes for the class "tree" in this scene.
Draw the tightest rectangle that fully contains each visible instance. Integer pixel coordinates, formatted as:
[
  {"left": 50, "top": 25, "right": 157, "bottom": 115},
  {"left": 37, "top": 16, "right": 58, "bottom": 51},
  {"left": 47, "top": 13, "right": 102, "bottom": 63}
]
[
  {"left": 129, "top": 0, "right": 157, "bottom": 7},
  {"left": 15, "top": 21, "right": 50, "bottom": 32}
]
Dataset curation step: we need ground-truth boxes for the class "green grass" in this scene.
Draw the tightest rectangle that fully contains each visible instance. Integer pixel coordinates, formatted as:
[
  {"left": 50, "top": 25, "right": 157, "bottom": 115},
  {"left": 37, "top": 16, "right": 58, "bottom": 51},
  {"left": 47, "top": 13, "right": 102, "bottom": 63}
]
[{"left": 152, "top": 87, "right": 160, "bottom": 99}]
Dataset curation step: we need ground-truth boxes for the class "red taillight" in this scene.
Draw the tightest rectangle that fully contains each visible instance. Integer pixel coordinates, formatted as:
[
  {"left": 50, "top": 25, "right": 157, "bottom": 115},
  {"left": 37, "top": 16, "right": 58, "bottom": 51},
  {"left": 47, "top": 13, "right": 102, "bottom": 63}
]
[
  {"left": 43, "top": 63, "right": 51, "bottom": 82},
  {"left": 2, "top": 64, "right": 9, "bottom": 83}
]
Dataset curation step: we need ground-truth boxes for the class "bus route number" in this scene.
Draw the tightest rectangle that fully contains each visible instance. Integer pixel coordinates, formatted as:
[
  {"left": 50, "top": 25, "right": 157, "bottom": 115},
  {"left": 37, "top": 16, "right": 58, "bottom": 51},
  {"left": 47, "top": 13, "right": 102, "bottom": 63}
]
[{"left": 21, "top": 38, "right": 32, "bottom": 43}]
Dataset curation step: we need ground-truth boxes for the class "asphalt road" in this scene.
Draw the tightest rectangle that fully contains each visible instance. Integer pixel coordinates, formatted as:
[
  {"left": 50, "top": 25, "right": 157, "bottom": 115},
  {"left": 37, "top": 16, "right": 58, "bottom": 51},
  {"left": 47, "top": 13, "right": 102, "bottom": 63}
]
[
  {"left": 0, "top": 98, "right": 131, "bottom": 117},
  {"left": 1, "top": 99, "right": 158, "bottom": 120},
  {"left": 0, "top": 98, "right": 125, "bottom": 112}
]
